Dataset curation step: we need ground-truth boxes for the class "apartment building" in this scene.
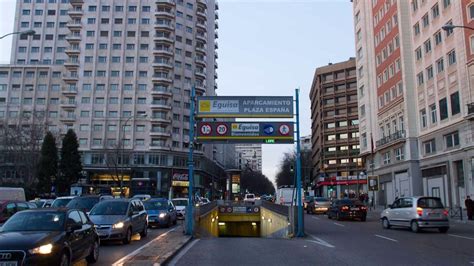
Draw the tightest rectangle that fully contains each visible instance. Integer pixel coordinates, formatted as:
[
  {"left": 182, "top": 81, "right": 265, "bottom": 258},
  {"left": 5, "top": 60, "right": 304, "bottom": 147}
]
[
  {"left": 235, "top": 144, "right": 262, "bottom": 173},
  {"left": 300, "top": 135, "right": 311, "bottom": 151},
  {"left": 309, "top": 58, "right": 365, "bottom": 198},
  {"left": 0, "top": 0, "right": 226, "bottom": 198},
  {"left": 353, "top": 0, "right": 474, "bottom": 207}
]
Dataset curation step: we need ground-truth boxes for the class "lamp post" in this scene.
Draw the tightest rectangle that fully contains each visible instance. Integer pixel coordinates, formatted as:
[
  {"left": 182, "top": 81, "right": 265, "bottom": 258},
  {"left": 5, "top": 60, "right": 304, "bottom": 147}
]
[
  {"left": 118, "top": 113, "right": 147, "bottom": 197},
  {"left": 0, "top": 29, "right": 35, "bottom": 40},
  {"left": 441, "top": 24, "right": 474, "bottom": 32}
]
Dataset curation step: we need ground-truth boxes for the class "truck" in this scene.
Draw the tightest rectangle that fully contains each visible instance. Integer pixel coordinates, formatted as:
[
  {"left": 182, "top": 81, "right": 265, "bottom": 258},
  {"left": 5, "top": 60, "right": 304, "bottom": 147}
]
[
  {"left": 275, "top": 186, "right": 304, "bottom": 206},
  {"left": 0, "top": 187, "right": 26, "bottom": 201}
]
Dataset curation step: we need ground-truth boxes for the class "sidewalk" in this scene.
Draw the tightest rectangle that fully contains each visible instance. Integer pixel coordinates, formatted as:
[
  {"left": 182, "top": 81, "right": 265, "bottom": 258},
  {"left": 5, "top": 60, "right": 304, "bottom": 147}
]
[{"left": 116, "top": 228, "right": 192, "bottom": 266}]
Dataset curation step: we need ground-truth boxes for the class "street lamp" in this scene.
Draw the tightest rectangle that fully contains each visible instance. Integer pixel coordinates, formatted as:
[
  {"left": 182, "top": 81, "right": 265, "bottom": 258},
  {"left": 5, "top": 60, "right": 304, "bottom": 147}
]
[
  {"left": 0, "top": 29, "right": 36, "bottom": 40},
  {"left": 441, "top": 24, "right": 474, "bottom": 32},
  {"left": 118, "top": 113, "right": 147, "bottom": 197}
]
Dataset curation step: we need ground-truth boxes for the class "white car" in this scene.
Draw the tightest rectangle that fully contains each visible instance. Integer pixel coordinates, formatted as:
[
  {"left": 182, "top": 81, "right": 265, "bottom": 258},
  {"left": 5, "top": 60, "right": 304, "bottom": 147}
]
[
  {"left": 51, "top": 196, "right": 76, "bottom": 208},
  {"left": 243, "top": 194, "right": 256, "bottom": 204},
  {"left": 172, "top": 198, "right": 189, "bottom": 219}
]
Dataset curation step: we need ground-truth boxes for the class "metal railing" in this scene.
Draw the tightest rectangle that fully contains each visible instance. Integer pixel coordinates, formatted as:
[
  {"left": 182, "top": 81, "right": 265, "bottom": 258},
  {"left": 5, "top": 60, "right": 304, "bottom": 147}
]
[
  {"left": 448, "top": 206, "right": 463, "bottom": 220},
  {"left": 376, "top": 130, "right": 405, "bottom": 147}
]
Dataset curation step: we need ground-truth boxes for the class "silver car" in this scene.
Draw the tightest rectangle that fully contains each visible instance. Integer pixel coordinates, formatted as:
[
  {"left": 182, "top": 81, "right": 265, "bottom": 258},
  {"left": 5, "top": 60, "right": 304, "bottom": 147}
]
[
  {"left": 380, "top": 196, "right": 449, "bottom": 233},
  {"left": 89, "top": 199, "right": 148, "bottom": 244}
]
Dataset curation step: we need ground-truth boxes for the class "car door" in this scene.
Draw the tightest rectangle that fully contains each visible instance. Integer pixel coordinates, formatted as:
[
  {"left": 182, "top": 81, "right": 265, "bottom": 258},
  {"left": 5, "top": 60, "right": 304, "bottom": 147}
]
[
  {"left": 388, "top": 199, "right": 402, "bottom": 225},
  {"left": 136, "top": 200, "right": 147, "bottom": 231},
  {"left": 399, "top": 198, "right": 413, "bottom": 226},
  {"left": 168, "top": 201, "right": 177, "bottom": 222},
  {"left": 78, "top": 211, "right": 94, "bottom": 258},
  {"left": 130, "top": 201, "right": 141, "bottom": 233},
  {"left": 67, "top": 210, "right": 87, "bottom": 261}
]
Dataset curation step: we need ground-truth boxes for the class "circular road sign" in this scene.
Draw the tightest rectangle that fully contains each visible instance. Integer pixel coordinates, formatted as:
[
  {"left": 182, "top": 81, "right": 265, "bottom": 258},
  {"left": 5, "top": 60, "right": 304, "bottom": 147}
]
[
  {"left": 216, "top": 124, "right": 228, "bottom": 135},
  {"left": 279, "top": 124, "right": 290, "bottom": 135},
  {"left": 263, "top": 124, "right": 275, "bottom": 135},
  {"left": 200, "top": 123, "right": 212, "bottom": 135}
]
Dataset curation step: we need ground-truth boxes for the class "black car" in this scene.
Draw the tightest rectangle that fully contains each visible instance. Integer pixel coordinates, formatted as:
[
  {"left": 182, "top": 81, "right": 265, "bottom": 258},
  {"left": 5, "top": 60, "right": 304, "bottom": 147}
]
[
  {"left": 0, "top": 208, "right": 99, "bottom": 266},
  {"left": 327, "top": 199, "right": 367, "bottom": 221},
  {"left": 66, "top": 195, "right": 102, "bottom": 214}
]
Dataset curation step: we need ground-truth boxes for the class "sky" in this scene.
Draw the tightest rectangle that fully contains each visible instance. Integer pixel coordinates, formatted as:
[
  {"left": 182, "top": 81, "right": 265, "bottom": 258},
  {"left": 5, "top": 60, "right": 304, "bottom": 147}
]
[{"left": 0, "top": 0, "right": 355, "bottom": 184}]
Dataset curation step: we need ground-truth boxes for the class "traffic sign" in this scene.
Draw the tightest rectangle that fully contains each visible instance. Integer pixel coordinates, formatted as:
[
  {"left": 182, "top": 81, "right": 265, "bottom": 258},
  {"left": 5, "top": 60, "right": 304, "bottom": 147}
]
[
  {"left": 200, "top": 123, "right": 212, "bottom": 135},
  {"left": 216, "top": 124, "right": 228, "bottom": 135},
  {"left": 368, "top": 175, "right": 379, "bottom": 191},
  {"left": 279, "top": 124, "right": 291, "bottom": 135}
]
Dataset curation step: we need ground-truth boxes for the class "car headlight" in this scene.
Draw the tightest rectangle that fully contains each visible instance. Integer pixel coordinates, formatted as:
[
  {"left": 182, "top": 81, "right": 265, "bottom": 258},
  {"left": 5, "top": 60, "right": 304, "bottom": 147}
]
[
  {"left": 29, "top": 243, "right": 53, "bottom": 255},
  {"left": 113, "top": 222, "right": 124, "bottom": 229},
  {"left": 159, "top": 213, "right": 166, "bottom": 218}
]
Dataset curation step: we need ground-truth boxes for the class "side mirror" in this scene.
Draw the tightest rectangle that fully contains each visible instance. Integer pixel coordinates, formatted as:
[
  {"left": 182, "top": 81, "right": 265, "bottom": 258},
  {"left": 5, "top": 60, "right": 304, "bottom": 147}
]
[
  {"left": 168, "top": 207, "right": 174, "bottom": 212},
  {"left": 132, "top": 211, "right": 140, "bottom": 216},
  {"left": 388, "top": 204, "right": 393, "bottom": 209},
  {"left": 67, "top": 223, "right": 82, "bottom": 233}
]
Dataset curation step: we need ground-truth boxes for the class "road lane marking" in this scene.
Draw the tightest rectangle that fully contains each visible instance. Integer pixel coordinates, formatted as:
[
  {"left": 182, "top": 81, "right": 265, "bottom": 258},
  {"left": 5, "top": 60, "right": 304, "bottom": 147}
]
[
  {"left": 307, "top": 234, "right": 335, "bottom": 248},
  {"left": 333, "top": 222, "right": 345, "bottom": 227},
  {"left": 312, "top": 216, "right": 321, "bottom": 220},
  {"left": 111, "top": 228, "right": 176, "bottom": 266},
  {"left": 167, "top": 239, "right": 200, "bottom": 266},
  {"left": 448, "top": 234, "right": 474, "bottom": 241},
  {"left": 375, "top": 235, "right": 398, "bottom": 242}
]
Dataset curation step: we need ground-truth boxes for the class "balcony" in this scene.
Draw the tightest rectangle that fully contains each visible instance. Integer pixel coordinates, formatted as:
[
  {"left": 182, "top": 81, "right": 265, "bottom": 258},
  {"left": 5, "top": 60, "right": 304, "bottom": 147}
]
[
  {"left": 467, "top": 103, "right": 474, "bottom": 120},
  {"left": 196, "top": 46, "right": 207, "bottom": 55},
  {"left": 155, "top": 9, "right": 175, "bottom": 18},
  {"left": 215, "top": 11, "right": 219, "bottom": 20},
  {"left": 151, "top": 87, "right": 173, "bottom": 97},
  {"left": 59, "top": 115, "right": 76, "bottom": 122},
  {"left": 152, "top": 59, "right": 173, "bottom": 69},
  {"left": 196, "top": 20, "right": 207, "bottom": 31},
  {"left": 60, "top": 100, "right": 77, "bottom": 109},
  {"left": 376, "top": 130, "right": 406, "bottom": 148},
  {"left": 65, "top": 46, "right": 80, "bottom": 54},
  {"left": 197, "top": 9, "right": 207, "bottom": 19},
  {"left": 61, "top": 87, "right": 78, "bottom": 95},
  {"left": 196, "top": 32, "right": 207, "bottom": 43},
  {"left": 153, "top": 34, "right": 173, "bottom": 43},
  {"left": 62, "top": 74, "right": 79, "bottom": 82},
  {"left": 156, "top": 0, "right": 175, "bottom": 6},
  {"left": 153, "top": 47, "right": 173, "bottom": 56},
  {"left": 64, "top": 59, "right": 80, "bottom": 68},
  {"left": 195, "top": 57, "right": 206, "bottom": 67},
  {"left": 195, "top": 70, "right": 206, "bottom": 79},
  {"left": 150, "top": 129, "right": 171, "bottom": 137},
  {"left": 150, "top": 116, "right": 172, "bottom": 124},
  {"left": 65, "top": 34, "right": 81, "bottom": 42},
  {"left": 66, "top": 21, "right": 82, "bottom": 29},
  {"left": 68, "top": 8, "right": 83, "bottom": 16},
  {"left": 152, "top": 74, "right": 173, "bottom": 84},
  {"left": 195, "top": 84, "right": 206, "bottom": 94},
  {"left": 151, "top": 101, "right": 172, "bottom": 110},
  {"left": 154, "top": 22, "right": 174, "bottom": 31},
  {"left": 197, "top": 0, "right": 208, "bottom": 8}
]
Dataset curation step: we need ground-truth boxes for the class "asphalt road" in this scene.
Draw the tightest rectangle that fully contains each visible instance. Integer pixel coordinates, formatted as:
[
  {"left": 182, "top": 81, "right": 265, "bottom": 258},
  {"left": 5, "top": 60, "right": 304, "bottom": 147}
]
[{"left": 171, "top": 213, "right": 474, "bottom": 266}]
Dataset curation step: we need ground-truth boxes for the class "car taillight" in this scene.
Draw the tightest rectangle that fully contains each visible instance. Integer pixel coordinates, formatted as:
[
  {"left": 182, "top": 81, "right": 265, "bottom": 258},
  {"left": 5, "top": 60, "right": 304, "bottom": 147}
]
[
  {"left": 443, "top": 209, "right": 449, "bottom": 216},
  {"left": 314, "top": 201, "right": 318, "bottom": 205},
  {"left": 341, "top": 206, "right": 349, "bottom": 211},
  {"left": 417, "top": 207, "right": 423, "bottom": 216},
  {"left": 360, "top": 206, "right": 367, "bottom": 211}
]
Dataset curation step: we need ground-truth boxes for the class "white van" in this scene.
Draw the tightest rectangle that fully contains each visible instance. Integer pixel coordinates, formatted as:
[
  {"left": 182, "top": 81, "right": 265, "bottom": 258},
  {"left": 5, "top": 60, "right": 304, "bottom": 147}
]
[{"left": 0, "top": 187, "right": 26, "bottom": 201}]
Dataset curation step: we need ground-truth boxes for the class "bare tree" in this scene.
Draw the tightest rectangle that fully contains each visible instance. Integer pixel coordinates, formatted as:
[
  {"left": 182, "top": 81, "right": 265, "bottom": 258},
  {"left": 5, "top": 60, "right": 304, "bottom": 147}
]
[{"left": 104, "top": 141, "right": 130, "bottom": 196}]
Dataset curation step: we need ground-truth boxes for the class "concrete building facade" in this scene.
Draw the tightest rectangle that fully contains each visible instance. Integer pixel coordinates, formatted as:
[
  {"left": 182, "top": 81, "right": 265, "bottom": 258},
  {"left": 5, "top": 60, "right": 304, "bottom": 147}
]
[
  {"left": 235, "top": 144, "right": 262, "bottom": 173},
  {"left": 353, "top": 0, "right": 474, "bottom": 207},
  {"left": 309, "top": 58, "right": 365, "bottom": 199},
  {"left": 0, "top": 0, "right": 227, "bottom": 198}
]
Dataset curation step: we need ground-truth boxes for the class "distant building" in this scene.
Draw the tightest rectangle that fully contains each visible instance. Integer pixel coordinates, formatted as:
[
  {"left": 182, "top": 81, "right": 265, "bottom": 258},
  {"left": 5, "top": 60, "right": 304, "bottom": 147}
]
[
  {"left": 309, "top": 58, "right": 365, "bottom": 198},
  {"left": 235, "top": 144, "right": 262, "bottom": 173},
  {"left": 300, "top": 135, "right": 312, "bottom": 151}
]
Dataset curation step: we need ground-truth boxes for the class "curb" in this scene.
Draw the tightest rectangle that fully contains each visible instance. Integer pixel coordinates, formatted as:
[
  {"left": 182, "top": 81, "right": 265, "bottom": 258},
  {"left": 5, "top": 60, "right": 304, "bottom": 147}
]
[{"left": 160, "top": 235, "right": 193, "bottom": 266}]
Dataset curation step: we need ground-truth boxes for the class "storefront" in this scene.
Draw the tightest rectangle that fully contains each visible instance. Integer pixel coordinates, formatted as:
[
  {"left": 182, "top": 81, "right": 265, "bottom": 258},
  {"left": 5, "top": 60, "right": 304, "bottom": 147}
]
[{"left": 316, "top": 176, "right": 367, "bottom": 200}]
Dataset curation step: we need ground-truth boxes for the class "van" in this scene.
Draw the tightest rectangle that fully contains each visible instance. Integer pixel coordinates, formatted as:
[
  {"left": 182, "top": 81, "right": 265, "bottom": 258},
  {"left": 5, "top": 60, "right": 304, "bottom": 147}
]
[{"left": 0, "top": 187, "right": 26, "bottom": 201}]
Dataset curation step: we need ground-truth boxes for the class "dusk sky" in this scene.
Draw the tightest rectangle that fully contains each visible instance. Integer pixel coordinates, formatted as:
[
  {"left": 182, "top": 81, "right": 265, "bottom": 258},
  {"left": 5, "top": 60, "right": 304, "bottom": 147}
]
[{"left": 0, "top": 0, "right": 355, "bottom": 184}]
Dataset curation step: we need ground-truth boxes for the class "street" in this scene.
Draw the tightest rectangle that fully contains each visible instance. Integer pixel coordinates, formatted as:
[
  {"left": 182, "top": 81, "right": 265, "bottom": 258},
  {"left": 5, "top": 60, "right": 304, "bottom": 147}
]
[{"left": 170, "top": 213, "right": 474, "bottom": 266}]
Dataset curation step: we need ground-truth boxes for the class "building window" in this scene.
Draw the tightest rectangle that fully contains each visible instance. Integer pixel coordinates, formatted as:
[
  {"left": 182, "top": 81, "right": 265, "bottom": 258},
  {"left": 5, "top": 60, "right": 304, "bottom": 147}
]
[
  {"left": 436, "top": 58, "right": 444, "bottom": 73},
  {"left": 448, "top": 50, "right": 456, "bottom": 65},
  {"left": 443, "top": 0, "right": 450, "bottom": 9},
  {"left": 417, "top": 72, "right": 424, "bottom": 86},
  {"left": 395, "top": 147, "right": 404, "bottom": 161},
  {"left": 445, "top": 131, "right": 459, "bottom": 148},
  {"left": 439, "top": 98, "right": 448, "bottom": 120},
  {"left": 470, "top": 5, "right": 474, "bottom": 19},
  {"left": 450, "top": 91, "right": 460, "bottom": 115},
  {"left": 426, "top": 65, "right": 434, "bottom": 80},
  {"left": 432, "top": 3, "right": 439, "bottom": 18},
  {"left": 413, "top": 23, "right": 420, "bottom": 36},
  {"left": 430, "top": 104, "right": 437, "bottom": 124},
  {"left": 383, "top": 152, "right": 391, "bottom": 165},
  {"left": 415, "top": 47, "right": 422, "bottom": 60},
  {"left": 434, "top": 31, "right": 442, "bottom": 45},
  {"left": 424, "top": 139, "right": 436, "bottom": 154},
  {"left": 424, "top": 39, "right": 432, "bottom": 53},
  {"left": 420, "top": 109, "right": 427, "bottom": 128}
]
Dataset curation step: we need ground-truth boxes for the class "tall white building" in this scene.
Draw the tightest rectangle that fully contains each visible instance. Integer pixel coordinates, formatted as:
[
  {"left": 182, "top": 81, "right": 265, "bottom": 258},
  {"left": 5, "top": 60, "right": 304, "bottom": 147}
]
[
  {"left": 300, "top": 134, "right": 311, "bottom": 151},
  {"left": 0, "top": 0, "right": 226, "bottom": 198},
  {"left": 235, "top": 144, "right": 262, "bottom": 173}
]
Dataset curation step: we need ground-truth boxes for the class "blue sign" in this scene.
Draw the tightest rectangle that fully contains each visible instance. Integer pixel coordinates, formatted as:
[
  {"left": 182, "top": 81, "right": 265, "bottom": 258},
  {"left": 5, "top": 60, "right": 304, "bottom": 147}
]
[{"left": 263, "top": 124, "right": 274, "bottom": 135}]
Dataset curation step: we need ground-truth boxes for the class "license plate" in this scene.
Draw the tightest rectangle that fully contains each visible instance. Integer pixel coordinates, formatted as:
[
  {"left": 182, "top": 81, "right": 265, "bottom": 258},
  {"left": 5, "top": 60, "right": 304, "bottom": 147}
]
[
  {"left": 350, "top": 208, "right": 359, "bottom": 211},
  {"left": 98, "top": 233, "right": 107, "bottom": 237},
  {"left": 0, "top": 262, "right": 18, "bottom": 266}
]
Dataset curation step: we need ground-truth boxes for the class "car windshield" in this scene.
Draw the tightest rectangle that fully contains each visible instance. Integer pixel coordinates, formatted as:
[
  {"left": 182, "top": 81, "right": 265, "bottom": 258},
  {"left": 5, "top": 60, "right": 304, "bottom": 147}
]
[
  {"left": 66, "top": 197, "right": 100, "bottom": 211},
  {"left": 315, "top": 198, "right": 328, "bottom": 202},
  {"left": 144, "top": 200, "right": 168, "bottom": 210},
  {"left": 418, "top": 198, "right": 444, "bottom": 209},
  {"left": 51, "top": 198, "right": 72, "bottom": 208},
  {"left": 89, "top": 201, "right": 129, "bottom": 215},
  {"left": 246, "top": 195, "right": 255, "bottom": 199},
  {"left": 0, "top": 211, "right": 65, "bottom": 232},
  {"left": 172, "top": 200, "right": 188, "bottom": 206}
]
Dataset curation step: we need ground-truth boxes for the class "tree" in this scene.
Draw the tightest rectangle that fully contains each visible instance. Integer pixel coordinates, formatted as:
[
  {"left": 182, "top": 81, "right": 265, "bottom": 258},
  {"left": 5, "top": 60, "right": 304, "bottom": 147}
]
[
  {"left": 275, "top": 150, "right": 312, "bottom": 188},
  {"left": 240, "top": 169, "right": 275, "bottom": 195},
  {"left": 58, "top": 129, "right": 82, "bottom": 194},
  {"left": 36, "top": 132, "right": 58, "bottom": 194}
]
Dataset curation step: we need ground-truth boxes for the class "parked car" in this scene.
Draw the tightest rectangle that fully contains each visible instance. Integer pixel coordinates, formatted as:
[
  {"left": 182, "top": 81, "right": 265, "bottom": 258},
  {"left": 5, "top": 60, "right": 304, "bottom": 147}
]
[
  {"left": 171, "top": 198, "right": 188, "bottom": 220},
  {"left": 243, "top": 194, "right": 256, "bottom": 204},
  {"left": 0, "top": 200, "right": 37, "bottom": 225},
  {"left": 327, "top": 199, "right": 367, "bottom": 221},
  {"left": 88, "top": 199, "right": 148, "bottom": 244},
  {"left": 380, "top": 196, "right": 449, "bottom": 233},
  {"left": 0, "top": 187, "right": 26, "bottom": 201},
  {"left": 307, "top": 197, "right": 331, "bottom": 214},
  {"left": 30, "top": 199, "right": 54, "bottom": 208},
  {"left": 144, "top": 199, "right": 177, "bottom": 228},
  {"left": 132, "top": 194, "right": 151, "bottom": 201},
  {"left": 0, "top": 208, "right": 99, "bottom": 265},
  {"left": 51, "top": 196, "right": 76, "bottom": 208},
  {"left": 65, "top": 195, "right": 109, "bottom": 214}
]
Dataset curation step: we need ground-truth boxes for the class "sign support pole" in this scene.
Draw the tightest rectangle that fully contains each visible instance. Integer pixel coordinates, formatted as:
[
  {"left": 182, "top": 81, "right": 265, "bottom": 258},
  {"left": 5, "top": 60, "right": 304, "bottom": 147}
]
[
  {"left": 186, "top": 86, "right": 195, "bottom": 236},
  {"left": 295, "top": 88, "right": 304, "bottom": 237}
]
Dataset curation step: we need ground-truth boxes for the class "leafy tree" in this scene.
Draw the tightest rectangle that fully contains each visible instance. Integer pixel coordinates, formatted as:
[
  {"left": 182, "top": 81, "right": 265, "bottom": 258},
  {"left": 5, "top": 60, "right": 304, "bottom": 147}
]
[
  {"left": 240, "top": 169, "right": 275, "bottom": 195},
  {"left": 36, "top": 132, "right": 58, "bottom": 194},
  {"left": 275, "top": 150, "right": 312, "bottom": 188},
  {"left": 58, "top": 129, "right": 82, "bottom": 194}
]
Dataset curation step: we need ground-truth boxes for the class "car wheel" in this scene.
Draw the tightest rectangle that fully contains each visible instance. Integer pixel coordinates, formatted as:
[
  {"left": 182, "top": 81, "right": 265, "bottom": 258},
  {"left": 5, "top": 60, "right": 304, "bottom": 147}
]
[
  {"left": 173, "top": 217, "right": 177, "bottom": 225},
  {"left": 438, "top": 227, "right": 449, "bottom": 233},
  {"left": 140, "top": 224, "right": 148, "bottom": 237},
  {"left": 123, "top": 228, "right": 132, "bottom": 244},
  {"left": 382, "top": 218, "right": 391, "bottom": 229},
  {"left": 59, "top": 252, "right": 70, "bottom": 266},
  {"left": 410, "top": 221, "right": 420, "bottom": 233},
  {"left": 86, "top": 239, "right": 99, "bottom": 264}
]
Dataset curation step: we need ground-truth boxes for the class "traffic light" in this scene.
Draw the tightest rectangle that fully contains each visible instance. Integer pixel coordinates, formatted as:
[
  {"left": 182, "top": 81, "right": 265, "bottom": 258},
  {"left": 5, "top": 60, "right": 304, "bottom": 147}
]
[{"left": 290, "top": 164, "right": 294, "bottom": 173}]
